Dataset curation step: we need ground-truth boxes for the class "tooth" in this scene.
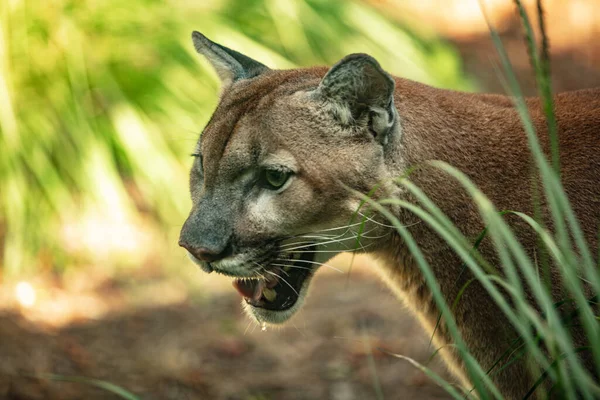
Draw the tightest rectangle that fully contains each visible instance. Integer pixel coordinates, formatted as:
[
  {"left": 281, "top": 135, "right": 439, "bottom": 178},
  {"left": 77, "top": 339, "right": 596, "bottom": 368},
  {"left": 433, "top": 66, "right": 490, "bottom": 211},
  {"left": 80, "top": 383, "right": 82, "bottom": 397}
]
[{"left": 262, "top": 287, "right": 277, "bottom": 302}]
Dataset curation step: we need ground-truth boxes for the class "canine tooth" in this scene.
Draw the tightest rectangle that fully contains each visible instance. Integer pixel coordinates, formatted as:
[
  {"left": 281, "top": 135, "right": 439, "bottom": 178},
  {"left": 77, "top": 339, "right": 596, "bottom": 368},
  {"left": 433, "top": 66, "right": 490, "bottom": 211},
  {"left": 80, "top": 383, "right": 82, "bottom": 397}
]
[{"left": 262, "top": 288, "right": 277, "bottom": 302}]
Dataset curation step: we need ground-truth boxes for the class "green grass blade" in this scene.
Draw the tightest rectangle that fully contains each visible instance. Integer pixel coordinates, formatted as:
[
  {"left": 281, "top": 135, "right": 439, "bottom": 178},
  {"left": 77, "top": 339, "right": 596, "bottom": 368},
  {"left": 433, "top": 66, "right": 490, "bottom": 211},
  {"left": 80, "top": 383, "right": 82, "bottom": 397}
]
[
  {"left": 367, "top": 196, "right": 503, "bottom": 399},
  {"left": 512, "top": 0, "right": 559, "bottom": 174},
  {"left": 362, "top": 324, "right": 385, "bottom": 400},
  {"left": 428, "top": 161, "right": 596, "bottom": 398},
  {"left": 379, "top": 349, "right": 466, "bottom": 399},
  {"left": 42, "top": 374, "right": 140, "bottom": 400}
]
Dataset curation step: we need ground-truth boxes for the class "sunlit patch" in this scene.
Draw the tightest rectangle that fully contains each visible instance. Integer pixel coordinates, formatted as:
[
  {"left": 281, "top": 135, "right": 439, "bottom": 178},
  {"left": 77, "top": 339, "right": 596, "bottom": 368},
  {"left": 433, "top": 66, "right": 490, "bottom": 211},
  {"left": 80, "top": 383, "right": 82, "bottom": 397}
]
[
  {"left": 4, "top": 273, "right": 194, "bottom": 328},
  {"left": 15, "top": 281, "right": 36, "bottom": 308},
  {"left": 61, "top": 207, "right": 153, "bottom": 264}
]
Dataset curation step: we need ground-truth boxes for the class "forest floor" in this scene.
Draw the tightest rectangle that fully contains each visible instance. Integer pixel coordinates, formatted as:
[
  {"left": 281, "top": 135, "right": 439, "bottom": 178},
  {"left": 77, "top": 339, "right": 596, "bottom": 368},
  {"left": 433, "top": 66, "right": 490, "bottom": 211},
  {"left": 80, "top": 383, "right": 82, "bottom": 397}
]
[{"left": 0, "top": 256, "right": 452, "bottom": 400}]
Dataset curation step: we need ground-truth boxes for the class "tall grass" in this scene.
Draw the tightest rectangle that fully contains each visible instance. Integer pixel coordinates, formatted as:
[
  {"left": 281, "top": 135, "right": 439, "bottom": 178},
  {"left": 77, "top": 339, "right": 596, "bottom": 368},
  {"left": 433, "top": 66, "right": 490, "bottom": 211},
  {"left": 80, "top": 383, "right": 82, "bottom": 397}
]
[
  {"left": 0, "top": 0, "right": 470, "bottom": 277},
  {"left": 359, "top": 2, "right": 599, "bottom": 398}
]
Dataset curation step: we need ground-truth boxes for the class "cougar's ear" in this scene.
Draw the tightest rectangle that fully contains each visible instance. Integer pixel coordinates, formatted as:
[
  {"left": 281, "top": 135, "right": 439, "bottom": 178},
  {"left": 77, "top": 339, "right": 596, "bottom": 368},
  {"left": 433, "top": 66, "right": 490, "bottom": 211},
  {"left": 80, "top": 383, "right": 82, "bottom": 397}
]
[
  {"left": 191, "top": 31, "right": 269, "bottom": 87},
  {"left": 316, "top": 53, "right": 396, "bottom": 144}
]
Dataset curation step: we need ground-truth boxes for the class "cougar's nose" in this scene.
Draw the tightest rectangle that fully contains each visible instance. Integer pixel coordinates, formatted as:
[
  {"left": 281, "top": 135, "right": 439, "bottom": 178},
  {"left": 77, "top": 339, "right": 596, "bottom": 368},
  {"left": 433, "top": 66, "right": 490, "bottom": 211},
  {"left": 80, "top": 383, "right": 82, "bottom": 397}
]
[
  {"left": 179, "top": 195, "right": 234, "bottom": 270},
  {"left": 178, "top": 241, "right": 225, "bottom": 263}
]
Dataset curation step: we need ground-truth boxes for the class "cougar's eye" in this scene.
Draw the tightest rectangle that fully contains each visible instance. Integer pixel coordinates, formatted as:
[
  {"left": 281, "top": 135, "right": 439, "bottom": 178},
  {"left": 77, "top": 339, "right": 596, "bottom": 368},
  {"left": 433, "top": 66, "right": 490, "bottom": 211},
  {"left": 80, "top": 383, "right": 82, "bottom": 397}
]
[{"left": 262, "top": 168, "right": 292, "bottom": 191}]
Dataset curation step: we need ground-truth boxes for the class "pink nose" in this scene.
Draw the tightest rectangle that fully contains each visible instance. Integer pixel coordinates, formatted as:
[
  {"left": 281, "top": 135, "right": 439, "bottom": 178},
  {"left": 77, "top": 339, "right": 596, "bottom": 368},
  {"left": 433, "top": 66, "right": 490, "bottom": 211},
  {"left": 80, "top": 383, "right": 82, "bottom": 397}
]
[{"left": 178, "top": 241, "right": 223, "bottom": 263}]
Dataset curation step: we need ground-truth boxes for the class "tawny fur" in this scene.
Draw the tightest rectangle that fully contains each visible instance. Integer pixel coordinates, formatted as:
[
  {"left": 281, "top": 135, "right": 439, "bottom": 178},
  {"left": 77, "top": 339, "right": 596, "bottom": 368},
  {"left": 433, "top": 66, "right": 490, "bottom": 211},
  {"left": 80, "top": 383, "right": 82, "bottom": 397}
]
[
  {"left": 183, "top": 54, "right": 600, "bottom": 398},
  {"left": 377, "top": 82, "right": 600, "bottom": 397}
]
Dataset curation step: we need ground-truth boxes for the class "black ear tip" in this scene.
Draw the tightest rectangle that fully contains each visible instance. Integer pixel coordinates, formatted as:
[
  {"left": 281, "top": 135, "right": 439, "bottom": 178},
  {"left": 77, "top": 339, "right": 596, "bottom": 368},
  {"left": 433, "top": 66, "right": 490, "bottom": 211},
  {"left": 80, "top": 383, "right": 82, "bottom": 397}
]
[
  {"left": 191, "top": 31, "right": 210, "bottom": 44},
  {"left": 346, "top": 53, "right": 393, "bottom": 82},
  {"left": 340, "top": 53, "right": 379, "bottom": 65},
  {"left": 191, "top": 31, "right": 215, "bottom": 54},
  {"left": 330, "top": 53, "right": 389, "bottom": 77}
]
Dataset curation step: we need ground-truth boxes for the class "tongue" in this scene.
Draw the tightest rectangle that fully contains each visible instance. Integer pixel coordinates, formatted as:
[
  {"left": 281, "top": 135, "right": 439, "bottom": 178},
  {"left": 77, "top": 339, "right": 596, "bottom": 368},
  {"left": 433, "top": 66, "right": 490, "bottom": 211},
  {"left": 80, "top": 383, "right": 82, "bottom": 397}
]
[{"left": 233, "top": 279, "right": 265, "bottom": 301}]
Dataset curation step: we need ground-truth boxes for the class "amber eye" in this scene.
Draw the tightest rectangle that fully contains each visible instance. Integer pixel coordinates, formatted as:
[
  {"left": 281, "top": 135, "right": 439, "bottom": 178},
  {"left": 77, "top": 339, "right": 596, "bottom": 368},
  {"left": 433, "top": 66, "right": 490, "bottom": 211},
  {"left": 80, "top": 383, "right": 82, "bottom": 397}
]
[{"left": 263, "top": 169, "right": 291, "bottom": 190}]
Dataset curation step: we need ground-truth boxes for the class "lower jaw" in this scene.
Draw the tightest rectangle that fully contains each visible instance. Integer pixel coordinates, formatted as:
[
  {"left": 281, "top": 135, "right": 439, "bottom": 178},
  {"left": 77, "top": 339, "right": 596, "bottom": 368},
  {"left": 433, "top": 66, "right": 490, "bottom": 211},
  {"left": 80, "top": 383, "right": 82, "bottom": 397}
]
[
  {"left": 239, "top": 245, "right": 318, "bottom": 324},
  {"left": 242, "top": 273, "right": 313, "bottom": 325}
]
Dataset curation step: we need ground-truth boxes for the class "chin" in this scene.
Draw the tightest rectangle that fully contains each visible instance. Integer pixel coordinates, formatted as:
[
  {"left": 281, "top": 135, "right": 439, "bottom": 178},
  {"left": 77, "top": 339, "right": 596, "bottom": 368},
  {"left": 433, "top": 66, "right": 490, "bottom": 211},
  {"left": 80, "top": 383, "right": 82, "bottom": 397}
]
[{"left": 229, "top": 246, "right": 319, "bottom": 325}]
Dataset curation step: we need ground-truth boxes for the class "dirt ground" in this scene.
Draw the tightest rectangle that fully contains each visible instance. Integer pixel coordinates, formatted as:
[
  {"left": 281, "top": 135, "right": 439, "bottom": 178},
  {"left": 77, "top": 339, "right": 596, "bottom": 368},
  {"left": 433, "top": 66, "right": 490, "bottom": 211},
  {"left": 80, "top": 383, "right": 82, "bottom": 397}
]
[{"left": 0, "top": 260, "right": 453, "bottom": 400}]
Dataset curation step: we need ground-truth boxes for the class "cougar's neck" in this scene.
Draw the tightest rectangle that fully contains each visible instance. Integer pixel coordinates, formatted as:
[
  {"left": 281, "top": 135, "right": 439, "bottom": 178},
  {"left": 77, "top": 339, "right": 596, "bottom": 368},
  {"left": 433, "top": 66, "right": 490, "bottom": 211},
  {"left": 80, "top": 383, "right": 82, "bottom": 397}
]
[
  {"left": 372, "top": 78, "right": 525, "bottom": 324},
  {"left": 384, "top": 78, "right": 523, "bottom": 178}
]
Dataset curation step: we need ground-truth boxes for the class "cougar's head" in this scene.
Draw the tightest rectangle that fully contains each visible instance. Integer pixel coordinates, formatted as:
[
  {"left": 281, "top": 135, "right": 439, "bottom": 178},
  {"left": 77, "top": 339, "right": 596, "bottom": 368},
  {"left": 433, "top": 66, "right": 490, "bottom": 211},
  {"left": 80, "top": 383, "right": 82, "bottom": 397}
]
[{"left": 179, "top": 32, "right": 400, "bottom": 325}]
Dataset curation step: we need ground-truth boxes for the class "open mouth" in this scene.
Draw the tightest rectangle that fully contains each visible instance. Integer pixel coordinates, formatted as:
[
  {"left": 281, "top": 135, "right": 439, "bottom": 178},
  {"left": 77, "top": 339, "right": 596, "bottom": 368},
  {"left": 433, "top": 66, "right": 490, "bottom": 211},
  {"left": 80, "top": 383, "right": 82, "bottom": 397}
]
[{"left": 232, "top": 247, "right": 316, "bottom": 312}]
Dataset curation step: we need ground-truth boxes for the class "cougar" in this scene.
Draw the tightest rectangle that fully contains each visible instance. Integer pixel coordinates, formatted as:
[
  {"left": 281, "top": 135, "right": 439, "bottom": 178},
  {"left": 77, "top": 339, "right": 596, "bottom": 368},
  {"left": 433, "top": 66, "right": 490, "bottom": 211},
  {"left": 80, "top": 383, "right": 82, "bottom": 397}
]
[{"left": 179, "top": 31, "right": 600, "bottom": 398}]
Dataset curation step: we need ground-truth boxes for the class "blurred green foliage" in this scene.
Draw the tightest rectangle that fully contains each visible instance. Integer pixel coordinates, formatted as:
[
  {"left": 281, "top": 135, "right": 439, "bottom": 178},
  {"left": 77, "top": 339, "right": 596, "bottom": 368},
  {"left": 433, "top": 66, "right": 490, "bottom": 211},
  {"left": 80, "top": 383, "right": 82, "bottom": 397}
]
[{"left": 0, "top": 0, "right": 470, "bottom": 277}]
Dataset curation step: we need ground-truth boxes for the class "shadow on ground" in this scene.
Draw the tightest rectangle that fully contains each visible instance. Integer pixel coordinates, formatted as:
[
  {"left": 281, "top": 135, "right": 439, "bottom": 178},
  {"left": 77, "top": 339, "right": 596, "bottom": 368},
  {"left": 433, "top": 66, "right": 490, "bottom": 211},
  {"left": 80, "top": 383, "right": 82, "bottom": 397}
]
[{"left": 0, "top": 270, "right": 452, "bottom": 400}]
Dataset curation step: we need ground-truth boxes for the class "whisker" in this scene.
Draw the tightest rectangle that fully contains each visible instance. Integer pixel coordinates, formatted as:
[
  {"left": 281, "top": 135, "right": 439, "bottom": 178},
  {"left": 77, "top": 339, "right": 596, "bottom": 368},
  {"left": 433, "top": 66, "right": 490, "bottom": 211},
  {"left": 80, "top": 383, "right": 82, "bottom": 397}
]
[
  {"left": 290, "top": 234, "right": 341, "bottom": 241},
  {"left": 279, "top": 240, "right": 319, "bottom": 250},
  {"left": 281, "top": 243, "right": 375, "bottom": 254},
  {"left": 288, "top": 232, "right": 351, "bottom": 243},
  {"left": 295, "top": 227, "right": 375, "bottom": 240},
  {"left": 251, "top": 262, "right": 267, "bottom": 279},
  {"left": 282, "top": 240, "right": 354, "bottom": 253},
  {"left": 308, "top": 221, "right": 366, "bottom": 233},
  {"left": 349, "top": 230, "right": 392, "bottom": 240},
  {"left": 264, "top": 270, "right": 299, "bottom": 297},
  {"left": 288, "top": 215, "right": 421, "bottom": 243},
  {"left": 343, "top": 234, "right": 369, "bottom": 252},
  {"left": 273, "top": 259, "right": 344, "bottom": 273},
  {"left": 354, "top": 211, "right": 397, "bottom": 228},
  {"left": 273, "top": 258, "right": 343, "bottom": 274},
  {"left": 281, "top": 227, "right": 382, "bottom": 252},
  {"left": 296, "top": 225, "right": 381, "bottom": 240},
  {"left": 288, "top": 221, "right": 370, "bottom": 239},
  {"left": 291, "top": 319, "right": 306, "bottom": 337},
  {"left": 270, "top": 263, "right": 313, "bottom": 271},
  {"left": 257, "top": 272, "right": 268, "bottom": 281},
  {"left": 282, "top": 249, "right": 350, "bottom": 254},
  {"left": 273, "top": 265, "right": 290, "bottom": 277},
  {"left": 243, "top": 319, "right": 253, "bottom": 336}
]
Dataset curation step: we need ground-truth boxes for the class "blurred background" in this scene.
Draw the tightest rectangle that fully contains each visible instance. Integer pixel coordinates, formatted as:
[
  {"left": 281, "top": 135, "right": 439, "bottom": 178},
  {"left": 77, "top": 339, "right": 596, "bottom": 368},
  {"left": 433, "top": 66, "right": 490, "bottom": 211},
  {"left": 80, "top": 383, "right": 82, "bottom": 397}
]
[{"left": 0, "top": 0, "right": 598, "bottom": 398}]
